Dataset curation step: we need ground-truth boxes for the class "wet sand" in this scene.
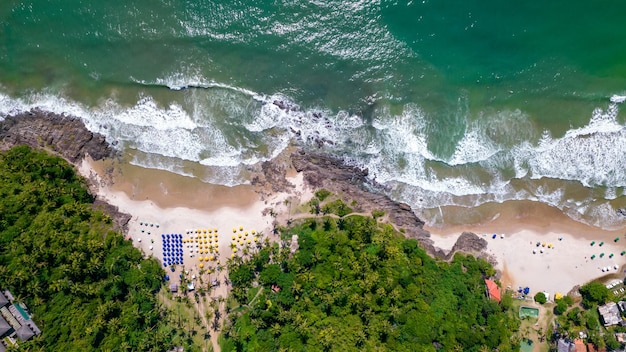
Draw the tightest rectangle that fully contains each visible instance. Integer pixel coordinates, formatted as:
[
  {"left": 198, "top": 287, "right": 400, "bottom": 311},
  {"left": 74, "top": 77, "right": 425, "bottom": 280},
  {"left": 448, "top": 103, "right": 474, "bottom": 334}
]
[
  {"left": 82, "top": 156, "right": 626, "bottom": 304},
  {"left": 427, "top": 200, "right": 626, "bottom": 295},
  {"left": 78, "top": 157, "right": 313, "bottom": 352}
]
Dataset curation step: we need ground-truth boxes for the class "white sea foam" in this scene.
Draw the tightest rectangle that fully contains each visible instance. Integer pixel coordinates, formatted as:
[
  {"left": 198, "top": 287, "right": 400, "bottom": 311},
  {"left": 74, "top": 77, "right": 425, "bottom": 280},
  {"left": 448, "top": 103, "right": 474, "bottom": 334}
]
[
  {"left": 610, "top": 94, "right": 626, "bottom": 103},
  {"left": 521, "top": 101, "right": 626, "bottom": 187},
  {"left": 2, "top": 86, "right": 626, "bottom": 226}
]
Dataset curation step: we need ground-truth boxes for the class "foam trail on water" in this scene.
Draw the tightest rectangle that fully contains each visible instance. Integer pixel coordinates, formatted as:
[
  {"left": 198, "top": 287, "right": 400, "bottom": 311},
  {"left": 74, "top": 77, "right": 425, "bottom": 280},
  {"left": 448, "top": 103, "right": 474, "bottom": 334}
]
[{"left": 2, "top": 86, "right": 626, "bottom": 226}]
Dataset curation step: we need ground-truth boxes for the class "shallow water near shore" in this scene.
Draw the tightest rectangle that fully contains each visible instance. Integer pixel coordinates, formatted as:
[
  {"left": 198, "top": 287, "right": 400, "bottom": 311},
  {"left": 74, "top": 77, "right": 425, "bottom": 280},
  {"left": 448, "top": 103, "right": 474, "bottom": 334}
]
[{"left": 2, "top": 0, "right": 626, "bottom": 228}]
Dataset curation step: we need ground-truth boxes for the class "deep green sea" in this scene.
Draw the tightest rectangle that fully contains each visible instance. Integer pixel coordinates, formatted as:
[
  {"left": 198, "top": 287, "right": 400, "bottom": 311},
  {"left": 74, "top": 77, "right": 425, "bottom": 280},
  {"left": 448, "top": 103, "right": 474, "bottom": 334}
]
[{"left": 1, "top": 0, "right": 626, "bottom": 227}]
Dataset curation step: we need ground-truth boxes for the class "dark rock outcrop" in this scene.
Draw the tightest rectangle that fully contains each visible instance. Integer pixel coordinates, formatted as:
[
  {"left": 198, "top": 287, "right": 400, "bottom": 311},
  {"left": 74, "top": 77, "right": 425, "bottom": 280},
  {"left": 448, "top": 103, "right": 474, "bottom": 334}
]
[
  {"left": 290, "top": 150, "right": 431, "bottom": 239},
  {"left": 92, "top": 199, "right": 132, "bottom": 233},
  {"left": 0, "top": 110, "right": 128, "bottom": 230},
  {"left": 0, "top": 109, "right": 114, "bottom": 162},
  {"left": 417, "top": 231, "right": 493, "bottom": 263}
]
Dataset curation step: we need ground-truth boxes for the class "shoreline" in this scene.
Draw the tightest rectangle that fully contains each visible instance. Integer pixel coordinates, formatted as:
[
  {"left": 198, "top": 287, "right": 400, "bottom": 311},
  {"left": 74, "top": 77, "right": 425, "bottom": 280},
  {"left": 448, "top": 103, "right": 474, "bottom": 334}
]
[
  {"left": 78, "top": 156, "right": 314, "bottom": 352},
  {"left": 426, "top": 200, "right": 626, "bottom": 295},
  {"left": 4, "top": 109, "right": 626, "bottom": 348},
  {"left": 87, "top": 153, "right": 626, "bottom": 297}
]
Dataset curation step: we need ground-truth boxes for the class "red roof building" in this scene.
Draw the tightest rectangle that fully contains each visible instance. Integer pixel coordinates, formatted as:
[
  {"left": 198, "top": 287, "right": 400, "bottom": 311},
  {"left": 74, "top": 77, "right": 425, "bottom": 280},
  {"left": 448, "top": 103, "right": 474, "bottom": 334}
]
[
  {"left": 574, "top": 339, "right": 586, "bottom": 352},
  {"left": 485, "top": 279, "right": 501, "bottom": 302}
]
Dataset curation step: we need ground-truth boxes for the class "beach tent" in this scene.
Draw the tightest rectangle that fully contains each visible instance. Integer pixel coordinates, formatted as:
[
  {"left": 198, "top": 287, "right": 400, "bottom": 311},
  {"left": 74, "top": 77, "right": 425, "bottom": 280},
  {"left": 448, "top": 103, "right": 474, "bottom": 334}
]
[
  {"left": 523, "top": 287, "right": 530, "bottom": 295},
  {"left": 485, "top": 280, "right": 501, "bottom": 302}
]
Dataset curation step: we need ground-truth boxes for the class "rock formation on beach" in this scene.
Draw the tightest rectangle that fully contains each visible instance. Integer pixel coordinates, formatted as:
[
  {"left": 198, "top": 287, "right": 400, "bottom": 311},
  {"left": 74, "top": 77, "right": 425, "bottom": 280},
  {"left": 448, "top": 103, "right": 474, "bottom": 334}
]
[
  {"left": 0, "top": 109, "right": 130, "bottom": 231},
  {"left": 290, "top": 150, "right": 431, "bottom": 238},
  {"left": 0, "top": 109, "right": 114, "bottom": 162},
  {"left": 0, "top": 109, "right": 487, "bottom": 261}
]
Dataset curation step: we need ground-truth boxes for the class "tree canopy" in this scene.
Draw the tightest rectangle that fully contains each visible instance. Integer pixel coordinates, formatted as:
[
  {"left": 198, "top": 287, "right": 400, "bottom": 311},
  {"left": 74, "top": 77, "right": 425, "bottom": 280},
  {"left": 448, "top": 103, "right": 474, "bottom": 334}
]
[
  {"left": 0, "top": 146, "right": 187, "bottom": 351},
  {"left": 221, "top": 215, "right": 520, "bottom": 351},
  {"left": 579, "top": 282, "right": 609, "bottom": 307}
]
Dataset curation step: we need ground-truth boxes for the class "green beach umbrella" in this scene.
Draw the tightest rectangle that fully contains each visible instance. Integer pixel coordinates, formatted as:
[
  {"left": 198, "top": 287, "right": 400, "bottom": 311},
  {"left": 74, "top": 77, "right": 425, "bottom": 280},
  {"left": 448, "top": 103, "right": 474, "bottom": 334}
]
[
  {"left": 600, "top": 253, "right": 605, "bottom": 257},
  {"left": 621, "top": 251, "right": 626, "bottom": 256},
  {"left": 610, "top": 253, "right": 614, "bottom": 258},
  {"left": 600, "top": 242, "right": 605, "bottom": 246},
  {"left": 615, "top": 237, "right": 620, "bottom": 242},
  {"left": 591, "top": 241, "right": 595, "bottom": 246},
  {"left": 591, "top": 255, "right": 596, "bottom": 259}
]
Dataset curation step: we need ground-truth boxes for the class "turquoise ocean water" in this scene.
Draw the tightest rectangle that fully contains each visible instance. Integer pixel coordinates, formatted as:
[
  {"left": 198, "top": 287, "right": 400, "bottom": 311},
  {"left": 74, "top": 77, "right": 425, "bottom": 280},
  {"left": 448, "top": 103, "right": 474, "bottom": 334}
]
[{"left": 1, "top": 0, "right": 626, "bottom": 227}]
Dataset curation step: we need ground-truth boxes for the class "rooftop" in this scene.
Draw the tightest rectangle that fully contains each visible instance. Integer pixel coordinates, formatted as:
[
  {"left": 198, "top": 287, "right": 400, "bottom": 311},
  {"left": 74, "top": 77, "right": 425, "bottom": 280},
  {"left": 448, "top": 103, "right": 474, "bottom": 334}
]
[{"left": 599, "top": 302, "right": 623, "bottom": 327}]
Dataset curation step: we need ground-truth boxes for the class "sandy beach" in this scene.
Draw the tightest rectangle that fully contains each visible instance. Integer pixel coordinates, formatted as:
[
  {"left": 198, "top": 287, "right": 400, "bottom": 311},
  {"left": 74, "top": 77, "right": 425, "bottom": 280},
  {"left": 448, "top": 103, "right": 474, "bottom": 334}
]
[
  {"left": 78, "top": 157, "right": 314, "bottom": 351},
  {"left": 426, "top": 201, "right": 626, "bottom": 296},
  {"left": 80, "top": 155, "right": 626, "bottom": 307}
]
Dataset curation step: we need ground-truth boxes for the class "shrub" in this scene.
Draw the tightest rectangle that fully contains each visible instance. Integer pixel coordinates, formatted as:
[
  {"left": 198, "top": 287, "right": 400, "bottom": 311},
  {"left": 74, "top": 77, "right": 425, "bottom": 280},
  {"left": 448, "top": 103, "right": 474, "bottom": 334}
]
[
  {"left": 314, "top": 189, "right": 331, "bottom": 201},
  {"left": 534, "top": 292, "right": 547, "bottom": 304}
]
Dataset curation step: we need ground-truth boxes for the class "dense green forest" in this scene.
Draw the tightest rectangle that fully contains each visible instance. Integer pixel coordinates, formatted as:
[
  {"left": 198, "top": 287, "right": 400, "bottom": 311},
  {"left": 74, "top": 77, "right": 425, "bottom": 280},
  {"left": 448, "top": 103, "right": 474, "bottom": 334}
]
[
  {"left": 221, "top": 214, "right": 520, "bottom": 351},
  {"left": 0, "top": 146, "right": 187, "bottom": 351}
]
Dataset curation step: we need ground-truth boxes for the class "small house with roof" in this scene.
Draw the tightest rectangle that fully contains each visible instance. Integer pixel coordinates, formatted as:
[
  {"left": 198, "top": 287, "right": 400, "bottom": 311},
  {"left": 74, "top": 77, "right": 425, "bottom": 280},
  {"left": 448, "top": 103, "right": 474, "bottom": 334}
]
[
  {"left": 484, "top": 279, "right": 501, "bottom": 302},
  {"left": 0, "top": 289, "right": 41, "bottom": 348},
  {"left": 598, "top": 302, "right": 624, "bottom": 327}
]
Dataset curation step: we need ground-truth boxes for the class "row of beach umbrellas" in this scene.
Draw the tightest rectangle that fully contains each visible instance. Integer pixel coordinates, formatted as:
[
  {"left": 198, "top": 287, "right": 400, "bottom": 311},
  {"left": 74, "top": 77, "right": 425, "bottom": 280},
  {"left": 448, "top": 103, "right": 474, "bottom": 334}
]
[{"left": 162, "top": 234, "right": 184, "bottom": 267}]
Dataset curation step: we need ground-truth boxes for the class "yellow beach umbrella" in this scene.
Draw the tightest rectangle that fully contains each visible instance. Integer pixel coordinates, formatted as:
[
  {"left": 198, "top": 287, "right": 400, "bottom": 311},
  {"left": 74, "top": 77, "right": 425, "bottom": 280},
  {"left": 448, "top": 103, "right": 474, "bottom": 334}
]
[
  {"left": 247, "top": 239, "right": 251, "bottom": 244},
  {"left": 231, "top": 253, "right": 235, "bottom": 258},
  {"left": 214, "top": 228, "right": 218, "bottom": 233},
  {"left": 232, "top": 228, "right": 237, "bottom": 233},
  {"left": 237, "top": 233, "right": 242, "bottom": 238},
  {"left": 199, "top": 263, "right": 204, "bottom": 269},
  {"left": 239, "top": 226, "right": 243, "bottom": 231},
  {"left": 251, "top": 230, "right": 256, "bottom": 235},
  {"left": 244, "top": 232, "right": 248, "bottom": 236},
  {"left": 231, "top": 235, "right": 236, "bottom": 240},
  {"left": 233, "top": 248, "right": 238, "bottom": 253},
  {"left": 209, "top": 255, "right": 215, "bottom": 261},
  {"left": 253, "top": 237, "right": 258, "bottom": 242}
]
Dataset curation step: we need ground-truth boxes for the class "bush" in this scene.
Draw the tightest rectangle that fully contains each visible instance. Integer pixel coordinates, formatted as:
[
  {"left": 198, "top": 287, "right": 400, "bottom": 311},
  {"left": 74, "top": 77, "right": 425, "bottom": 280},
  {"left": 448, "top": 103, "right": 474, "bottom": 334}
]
[
  {"left": 314, "top": 189, "right": 331, "bottom": 201},
  {"left": 372, "top": 210, "right": 385, "bottom": 219},
  {"left": 534, "top": 292, "right": 547, "bottom": 304},
  {"left": 554, "top": 300, "right": 567, "bottom": 315},
  {"left": 579, "top": 282, "right": 609, "bottom": 307},
  {"left": 321, "top": 199, "right": 353, "bottom": 217}
]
